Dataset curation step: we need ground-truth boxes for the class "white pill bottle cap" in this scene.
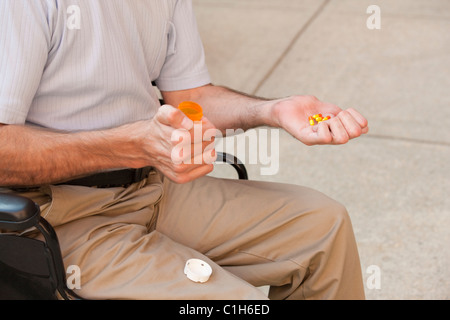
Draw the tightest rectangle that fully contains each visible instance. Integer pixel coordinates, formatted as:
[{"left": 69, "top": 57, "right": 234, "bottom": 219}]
[{"left": 184, "top": 259, "right": 212, "bottom": 283}]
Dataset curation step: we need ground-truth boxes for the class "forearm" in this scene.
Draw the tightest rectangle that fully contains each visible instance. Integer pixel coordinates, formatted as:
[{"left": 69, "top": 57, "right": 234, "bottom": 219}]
[
  {"left": 0, "top": 124, "right": 143, "bottom": 187},
  {"left": 162, "top": 84, "right": 279, "bottom": 133}
]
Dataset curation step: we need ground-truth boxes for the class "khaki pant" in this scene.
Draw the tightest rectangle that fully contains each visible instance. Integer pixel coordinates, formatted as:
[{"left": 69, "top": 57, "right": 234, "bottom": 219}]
[{"left": 11, "top": 170, "right": 365, "bottom": 300}]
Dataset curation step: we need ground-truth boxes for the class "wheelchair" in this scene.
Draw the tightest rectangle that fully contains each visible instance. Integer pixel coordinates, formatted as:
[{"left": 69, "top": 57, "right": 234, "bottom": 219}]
[{"left": 0, "top": 152, "right": 248, "bottom": 300}]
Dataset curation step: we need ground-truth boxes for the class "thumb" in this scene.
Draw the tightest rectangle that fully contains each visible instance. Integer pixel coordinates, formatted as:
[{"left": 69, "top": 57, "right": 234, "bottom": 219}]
[{"left": 155, "top": 104, "right": 194, "bottom": 130}]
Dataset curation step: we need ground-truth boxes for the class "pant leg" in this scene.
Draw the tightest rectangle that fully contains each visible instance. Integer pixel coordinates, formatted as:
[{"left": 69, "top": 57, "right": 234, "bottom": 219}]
[
  {"left": 13, "top": 172, "right": 266, "bottom": 300},
  {"left": 7, "top": 170, "right": 364, "bottom": 300},
  {"left": 55, "top": 224, "right": 267, "bottom": 300},
  {"left": 156, "top": 175, "right": 365, "bottom": 300}
]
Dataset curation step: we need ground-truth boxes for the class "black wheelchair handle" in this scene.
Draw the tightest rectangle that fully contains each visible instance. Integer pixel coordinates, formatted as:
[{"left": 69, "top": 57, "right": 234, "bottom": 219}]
[{"left": 0, "top": 193, "right": 41, "bottom": 231}]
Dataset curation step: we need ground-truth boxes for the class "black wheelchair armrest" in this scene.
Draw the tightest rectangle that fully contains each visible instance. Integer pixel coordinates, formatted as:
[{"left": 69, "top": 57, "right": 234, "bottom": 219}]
[
  {"left": 0, "top": 192, "right": 81, "bottom": 300},
  {"left": 216, "top": 152, "right": 248, "bottom": 180},
  {"left": 0, "top": 193, "right": 41, "bottom": 231}
]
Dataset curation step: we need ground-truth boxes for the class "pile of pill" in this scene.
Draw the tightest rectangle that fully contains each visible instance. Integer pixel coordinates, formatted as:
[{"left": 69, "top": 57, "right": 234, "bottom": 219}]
[{"left": 309, "top": 114, "right": 331, "bottom": 126}]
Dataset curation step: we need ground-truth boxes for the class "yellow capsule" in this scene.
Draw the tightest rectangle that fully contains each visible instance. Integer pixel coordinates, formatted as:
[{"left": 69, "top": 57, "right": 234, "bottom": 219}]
[
  {"left": 323, "top": 116, "right": 331, "bottom": 121},
  {"left": 315, "top": 117, "right": 323, "bottom": 122},
  {"left": 309, "top": 119, "right": 315, "bottom": 126}
]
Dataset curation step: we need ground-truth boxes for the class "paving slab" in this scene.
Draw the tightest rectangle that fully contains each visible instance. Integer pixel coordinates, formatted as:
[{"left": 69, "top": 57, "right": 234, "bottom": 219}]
[
  {"left": 212, "top": 131, "right": 450, "bottom": 300},
  {"left": 195, "top": 0, "right": 450, "bottom": 300},
  {"left": 270, "top": 133, "right": 450, "bottom": 300},
  {"left": 255, "top": 0, "right": 450, "bottom": 144},
  {"left": 193, "top": 0, "right": 326, "bottom": 93}
]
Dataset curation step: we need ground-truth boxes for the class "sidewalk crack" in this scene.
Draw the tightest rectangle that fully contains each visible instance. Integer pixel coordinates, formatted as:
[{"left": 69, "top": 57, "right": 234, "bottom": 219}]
[{"left": 252, "top": 0, "right": 331, "bottom": 95}]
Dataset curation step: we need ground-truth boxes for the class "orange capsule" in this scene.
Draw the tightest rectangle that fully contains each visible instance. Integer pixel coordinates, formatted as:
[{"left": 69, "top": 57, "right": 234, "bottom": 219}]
[{"left": 323, "top": 116, "right": 331, "bottom": 121}]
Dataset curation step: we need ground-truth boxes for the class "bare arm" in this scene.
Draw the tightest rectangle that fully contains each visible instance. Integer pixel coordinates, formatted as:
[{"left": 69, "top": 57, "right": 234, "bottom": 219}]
[
  {"left": 0, "top": 123, "right": 143, "bottom": 187},
  {"left": 162, "top": 84, "right": 272, "bottom": 133},
  {"left": 0, "top": 106, "right": 215, "bottom": 187},
  {"left": 162, "top": 84, "right": 369, "bottom": 145},
  {"left": 1, "top": 84, "right": 368, "bottom": 187}
]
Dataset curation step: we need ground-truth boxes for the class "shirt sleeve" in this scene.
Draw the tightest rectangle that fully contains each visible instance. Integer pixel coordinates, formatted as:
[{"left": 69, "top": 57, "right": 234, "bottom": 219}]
[
  {"left": 154, "top": 0, "right": 211, "bottom": 92},
  {"left": 0, "top": 0, "right": 51, "bottom": 125}
]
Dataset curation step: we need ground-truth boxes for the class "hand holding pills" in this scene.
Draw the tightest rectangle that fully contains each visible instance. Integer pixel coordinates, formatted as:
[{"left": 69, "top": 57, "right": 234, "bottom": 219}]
[
  {"left": 309, "top": 108, "right": 369, "bottom": 145},
  {"left": 269, "top": 95, "right": 369, "bottom": 146}
]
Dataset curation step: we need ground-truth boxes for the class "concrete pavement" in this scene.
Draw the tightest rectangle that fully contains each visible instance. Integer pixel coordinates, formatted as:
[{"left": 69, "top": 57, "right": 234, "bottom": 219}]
[{"left": 194, "top": 0, "right": 450, "bottom": 300}]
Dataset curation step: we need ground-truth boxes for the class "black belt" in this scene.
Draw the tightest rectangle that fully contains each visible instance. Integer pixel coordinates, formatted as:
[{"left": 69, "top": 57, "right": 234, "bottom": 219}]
[{"left": 58, "top": 167, "right": 153, "bottom": 188}]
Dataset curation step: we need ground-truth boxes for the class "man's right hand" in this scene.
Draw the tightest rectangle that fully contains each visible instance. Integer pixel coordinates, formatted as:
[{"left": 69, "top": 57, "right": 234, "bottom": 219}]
[{"left": 131, "top": 105, "right": 217, "bottom": 184}]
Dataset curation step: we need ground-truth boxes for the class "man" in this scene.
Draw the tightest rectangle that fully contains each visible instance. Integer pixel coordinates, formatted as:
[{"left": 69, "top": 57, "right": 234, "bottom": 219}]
[{"left": 0, "top": 1, "right": 368, "bottom": 299}]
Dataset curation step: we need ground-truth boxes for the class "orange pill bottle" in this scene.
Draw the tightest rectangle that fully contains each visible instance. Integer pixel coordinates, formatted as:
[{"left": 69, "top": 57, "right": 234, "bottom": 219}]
[{"left": 178, "top": 101, "right": 203, "bottom": 121}]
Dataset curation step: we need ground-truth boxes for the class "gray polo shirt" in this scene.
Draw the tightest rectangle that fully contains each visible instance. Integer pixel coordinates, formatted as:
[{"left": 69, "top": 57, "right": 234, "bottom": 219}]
[{"left": 0, "top": 0, "right": 211, "bottom": 131}]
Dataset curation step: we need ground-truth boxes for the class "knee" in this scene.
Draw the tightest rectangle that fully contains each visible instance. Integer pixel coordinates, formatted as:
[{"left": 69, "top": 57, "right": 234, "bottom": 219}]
[
  {"left": 312, "top": 196, "right": 356, "bottom": 246},
  {"left": 293, "top": 185, "right": 349, "bottom": 218},
  {"left": 287, "top": 186, "right": 354, "bottom": 237},
  {"left": 321, "top": 198, "right": 351, "bottom": 228}
]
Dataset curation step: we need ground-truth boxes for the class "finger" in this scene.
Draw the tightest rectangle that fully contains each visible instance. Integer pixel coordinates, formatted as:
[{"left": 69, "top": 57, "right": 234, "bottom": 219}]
[
  {"left": 346, "top": 108, "right": 369, "bottom": 131},
  {"left": 183, "top": 164, "right": 215, "bottom": 183},
  {"left": 203, "top": 142, "right": 217, "bottom": 165},
  {"left": 198, "top": 116, "right": 218, "bottom": 138},
  {"left": 337, "top": 110, "right": 363, "bottom": 140},
  {"left": 156, "top": 104, "right": 194, "bottom": 130},
  {"left": 328, "top": 117, "right": 350, "bottom": 145},
  {"left": 190, "top": 139, "right": 216, "bottom": 160},
  {"left": 172, "top": 136, "right": 216, "bottom": 165},
  {"left": 314, "top": 121, "right": 333, "bottom": 145},
  {"left": 187, "top": 116, "right": 218, "bottom": 144},
  {"left": 200, "top": 116, "right": 215, "bottom": 130},
  {"left": 190, "top": 146, "right": 217, "bottom": 165},
  {"left": 176, "top": 140, "right": 215, "bottom": 164},
  {"left": 169, "top": 163, "right": 215, "bottom": 184},
  {"left": 320, "top": 102, "right": 343, "bottom": 116}
]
